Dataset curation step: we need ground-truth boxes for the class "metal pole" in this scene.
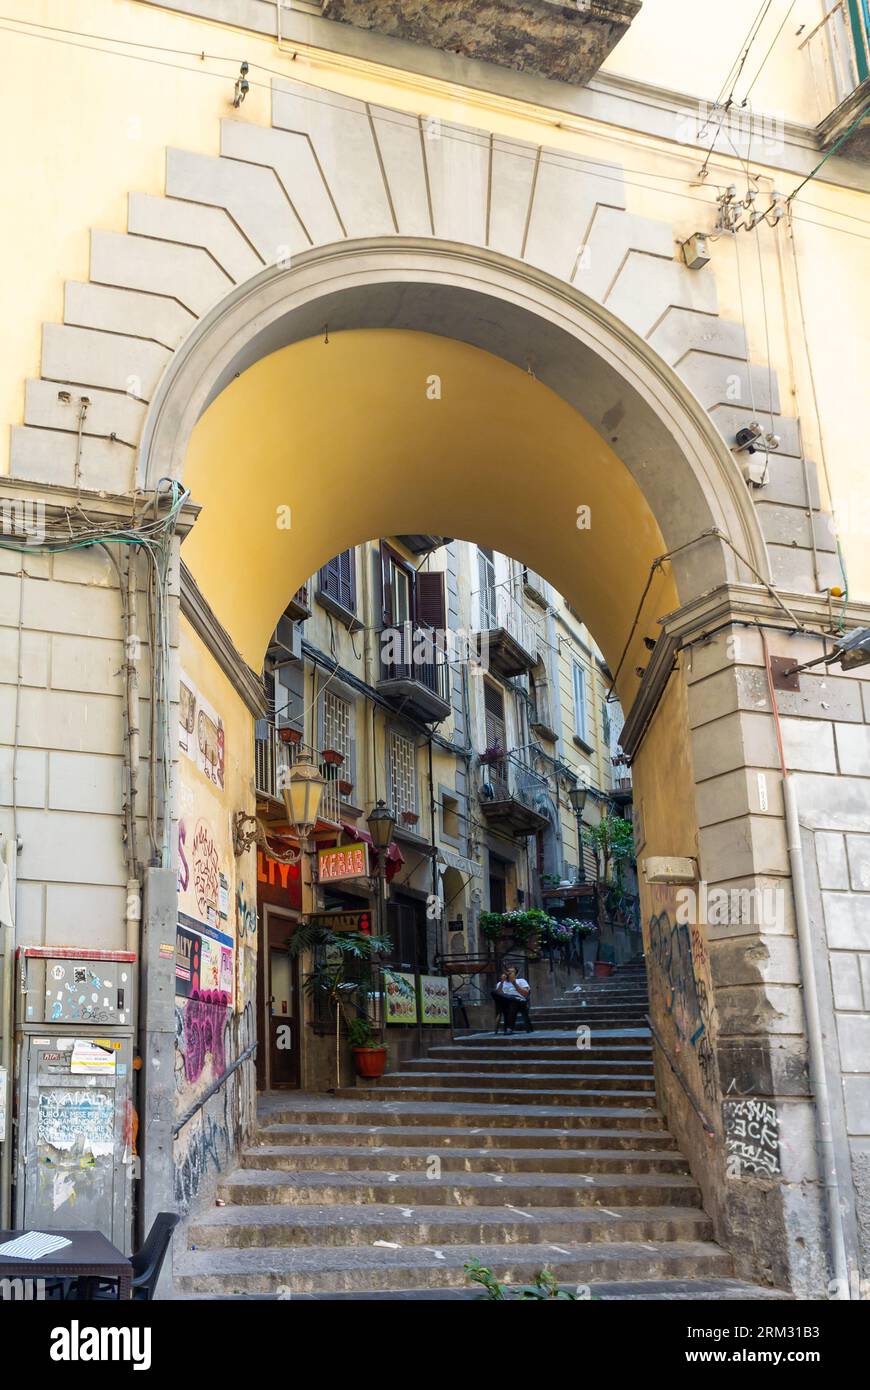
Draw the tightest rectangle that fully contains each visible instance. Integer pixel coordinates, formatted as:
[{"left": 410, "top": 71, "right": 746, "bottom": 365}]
[{"left": 0, "top": 835, "right": 17, "bottom": 1226}]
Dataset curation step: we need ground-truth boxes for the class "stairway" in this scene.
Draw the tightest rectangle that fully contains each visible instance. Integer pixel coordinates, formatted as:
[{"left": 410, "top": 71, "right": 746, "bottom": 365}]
[{"left": 176, "top": 968, "right": 788, "bottom": 1298}]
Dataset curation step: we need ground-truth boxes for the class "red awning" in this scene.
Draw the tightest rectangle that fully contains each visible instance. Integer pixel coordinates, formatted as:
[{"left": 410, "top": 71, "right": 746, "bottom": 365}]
[{"left": 341, "top": 821, "right": 405, "bottom": 881}]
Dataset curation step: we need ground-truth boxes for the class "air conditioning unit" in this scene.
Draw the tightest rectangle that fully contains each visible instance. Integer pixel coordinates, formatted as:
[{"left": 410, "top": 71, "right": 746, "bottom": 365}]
[{"left": 267, "top": 615, "right": 301, "bottom": 663}]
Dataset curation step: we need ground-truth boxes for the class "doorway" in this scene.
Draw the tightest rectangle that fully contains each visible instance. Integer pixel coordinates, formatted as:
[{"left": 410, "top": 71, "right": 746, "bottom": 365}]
[{"left": 256, "top": 905, "right": 301, "bottom": 1089}]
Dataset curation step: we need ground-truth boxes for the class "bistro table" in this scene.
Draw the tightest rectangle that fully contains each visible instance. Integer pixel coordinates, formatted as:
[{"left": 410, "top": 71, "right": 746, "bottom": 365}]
[{"left": 0, "top": 1229, "right": 132, "bottom": 1300}]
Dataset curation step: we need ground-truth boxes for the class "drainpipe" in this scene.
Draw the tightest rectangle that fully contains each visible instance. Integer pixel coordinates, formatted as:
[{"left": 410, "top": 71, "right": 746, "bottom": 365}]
[
  {"left": 762, "top": 631, "right": 851, "bottom": 1298},
  {"left": 783, "top": 776, "right": 851, "bottom": 1299},
  {"left": 125, "top": 549, "right": 142, "bottom": 956},
  {"left": 0, "top": 834, "right": 17, "bottom": 1226}
]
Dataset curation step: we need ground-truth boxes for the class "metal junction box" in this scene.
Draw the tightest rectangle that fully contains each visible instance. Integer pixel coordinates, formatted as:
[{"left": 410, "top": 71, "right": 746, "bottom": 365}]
[{"left": 14, "top": 948, "right": 137, "bottom": 1251}]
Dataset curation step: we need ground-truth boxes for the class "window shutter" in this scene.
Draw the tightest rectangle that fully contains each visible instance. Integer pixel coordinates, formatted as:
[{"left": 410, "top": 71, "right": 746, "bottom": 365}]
[
  {"left": 380, "top": 543, "right": 394, "bottom": 627},
  {"left": 338, "top": 549, "right": 355, "bottom": 611},
  {"left": 415, "top": 570, "right": 445, "bottom": 632}
]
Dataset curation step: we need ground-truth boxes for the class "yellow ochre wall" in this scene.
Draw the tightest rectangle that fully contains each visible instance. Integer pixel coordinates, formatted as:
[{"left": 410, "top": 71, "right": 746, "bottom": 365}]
[{"left": 2, "top": 0, "right": 868, "bottom": 603}]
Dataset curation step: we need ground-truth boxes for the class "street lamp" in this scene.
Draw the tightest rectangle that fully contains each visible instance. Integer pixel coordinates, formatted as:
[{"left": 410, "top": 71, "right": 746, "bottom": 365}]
[
  {"left": 282, "top": 747, "right": 327, "bottom": 847},
  {"left": 366, "top": 799, "right": 396, "bottom": 947},
  {"left": 232, "top": 747, "right": 327, "bottom": 861},
  {"left": 568, "top": 783, "right": 589, "bottom": 884},
  {"left": 366, "top": 799, "right": 396, "bottom": 852}
]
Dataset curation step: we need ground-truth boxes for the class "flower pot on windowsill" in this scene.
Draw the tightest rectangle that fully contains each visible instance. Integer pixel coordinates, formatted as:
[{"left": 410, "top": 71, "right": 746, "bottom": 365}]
[
  {"left": 400, "top": 810, "right": 419, "bottom": 826},
  {"left": 321, "top": 749, "right": 344, "bottom": 767},
  {"left": 278, "top": 727, "right": 303, "bottom": 745},
  {"left": 352, "top": 1046, "right": 388, "bottom": 1079},
  {"left": 338, "top": 779, "right": 354, "bottom": 798}
]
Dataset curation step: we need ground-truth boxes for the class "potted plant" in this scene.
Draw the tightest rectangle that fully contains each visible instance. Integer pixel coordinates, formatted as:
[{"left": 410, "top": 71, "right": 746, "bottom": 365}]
[
  {"left": 287, "top": 920, "right": 392, "bottom": 1090},
  {"left": 347, "top": 1016, "right": 388, "bottom": 1079},
  {"left": 338, "top": 778, "right": 354, "bottom": 797},
  {"left": 478, "top": 742, "right": 505, "bottom": 766},
  {"left": 278, "top": 726, "right": 303, "bottom": 745},
  {"left": 400, "top": 809, "right": 419, "bottom": 826},
  {"left": 582, "top": 811, "right": 636, "bottom": 976},
  {"left": 321, "top": 749, "right": 344, "bottom": 767}
]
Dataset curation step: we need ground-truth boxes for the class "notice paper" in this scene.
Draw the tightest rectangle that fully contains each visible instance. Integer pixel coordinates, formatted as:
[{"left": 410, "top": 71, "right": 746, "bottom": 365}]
[
  {"left": 0, "top": 1231, "right": 72, "bottom": 1260},
  {"left": 70, "top": 1041, "right": 116, "bottom": 1075}
]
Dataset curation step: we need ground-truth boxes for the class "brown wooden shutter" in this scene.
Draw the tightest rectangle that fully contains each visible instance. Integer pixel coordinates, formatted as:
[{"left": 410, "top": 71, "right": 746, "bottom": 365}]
[
  {"left": 380, "top": 543, "right": 394, "bottom": 627},
  {"left": 415, "top": 570, "right": 445, "bottom": 631}
]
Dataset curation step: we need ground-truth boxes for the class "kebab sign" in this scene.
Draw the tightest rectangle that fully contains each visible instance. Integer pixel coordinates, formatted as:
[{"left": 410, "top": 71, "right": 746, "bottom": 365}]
[{"left": 317, "top": 842, "right": 370, "bottom": 883}]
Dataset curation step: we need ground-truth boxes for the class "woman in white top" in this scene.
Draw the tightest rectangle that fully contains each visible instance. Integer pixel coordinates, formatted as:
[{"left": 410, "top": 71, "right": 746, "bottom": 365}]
[{"left": 495, "top": 967, "right": 532, "bottom": 1033}]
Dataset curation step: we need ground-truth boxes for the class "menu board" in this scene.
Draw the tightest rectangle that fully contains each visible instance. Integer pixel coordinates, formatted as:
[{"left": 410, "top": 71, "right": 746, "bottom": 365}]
[
  {"left": 419, "top": 975, "right": 450, "bottom": 1025},
  {"left": 383, "top": 969, "right": 418, "bottom": 1024}
]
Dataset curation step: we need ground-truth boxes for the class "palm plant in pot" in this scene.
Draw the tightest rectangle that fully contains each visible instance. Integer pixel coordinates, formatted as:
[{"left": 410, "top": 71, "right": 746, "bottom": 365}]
[
  {"left": 347, "top": 1015, "right": 388, "bottom": 1079},
  {"left": 287, "top": 920, "right": 392, "bottom": 1089}
]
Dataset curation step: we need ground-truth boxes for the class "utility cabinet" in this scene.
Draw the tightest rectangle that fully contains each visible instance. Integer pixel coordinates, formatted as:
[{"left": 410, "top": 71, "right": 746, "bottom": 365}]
[{"left": 14, "top": 947, "right": 136, "bottom": 1251}]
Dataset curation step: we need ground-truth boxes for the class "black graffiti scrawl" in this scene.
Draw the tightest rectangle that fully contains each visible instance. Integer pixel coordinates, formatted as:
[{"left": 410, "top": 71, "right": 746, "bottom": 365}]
[{"left": 647, "top": 909, "right": 717, "bottom": 1103}]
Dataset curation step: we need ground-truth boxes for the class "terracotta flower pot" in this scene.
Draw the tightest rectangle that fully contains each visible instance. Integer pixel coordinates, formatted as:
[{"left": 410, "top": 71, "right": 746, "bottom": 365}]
[
  {"left": 352, "top": 1046, "right": 388, "bottom": 1078},
  {"left": 321, "top": 749, "right": 344, "bottom": 766},
  {"left": 594, "top": 961, "right": 615, "bottom": 978},
  {"left": 278, "top": 727, "right": 302, "bottom": 745},
  {"left": 338, "top": 779, "right": 354, "bottom": 797}
]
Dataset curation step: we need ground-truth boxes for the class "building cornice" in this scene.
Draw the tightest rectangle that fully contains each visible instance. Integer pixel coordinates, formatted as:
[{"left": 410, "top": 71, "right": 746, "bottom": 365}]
[
  {"left": 133, "top": 0, "right": 870, "bottom": 193},
  {"left": 0, "top": 476, "right": 200, "bottom": 536},
  {"left": 620, "top": 582, "right": 870, "bottom": 761},
  {"left": 180, "top": 561, "right": 266, "bottom": 716}
]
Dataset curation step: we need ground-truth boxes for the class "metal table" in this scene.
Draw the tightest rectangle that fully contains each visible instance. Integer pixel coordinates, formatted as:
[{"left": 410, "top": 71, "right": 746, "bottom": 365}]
[{"left": 0, "top": 1229, "right": 133, "bottom": 1300}]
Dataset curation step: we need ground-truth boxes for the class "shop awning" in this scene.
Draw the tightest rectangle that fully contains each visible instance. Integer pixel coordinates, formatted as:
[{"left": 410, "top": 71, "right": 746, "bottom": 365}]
[{"left": 341, "top": 821, "right": 405, "bottom": 882}]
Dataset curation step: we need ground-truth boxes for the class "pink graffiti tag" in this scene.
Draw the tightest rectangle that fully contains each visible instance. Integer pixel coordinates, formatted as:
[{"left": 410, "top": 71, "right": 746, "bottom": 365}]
[{"left": 183, "top": 989, "right": 229, "bottom": 1084}]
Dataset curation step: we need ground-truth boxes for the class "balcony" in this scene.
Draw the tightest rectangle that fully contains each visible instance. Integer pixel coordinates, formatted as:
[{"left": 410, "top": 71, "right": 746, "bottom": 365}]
[
  {"left": 801, "top": 1, "right": 870, "bottom": 159},
  {"left": 478, "top": 751, "right": 551, "bottom": 837},
  {"left": 475, "top": 586, "right": 542, "bottom": 678},
  {"left": 285, "top": 584, "right": 311, "bottom": 621},
  {"left": 376, "top": 622, "right": 452, "bottom": 724},
  {"left": 395, "top": 535, "right": 452, "bottom": 555},
  {"left": 254, "top": 729, "right": 343, "bottom": 827},
  {"left": 320, "top": 0, "right": 641, "bottom": 87}
]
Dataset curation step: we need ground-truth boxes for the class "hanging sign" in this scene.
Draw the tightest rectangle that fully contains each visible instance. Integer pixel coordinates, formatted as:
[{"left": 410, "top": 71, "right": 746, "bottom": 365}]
[{"left": 317, "top": 843, "right": 369, "bottom": 883}]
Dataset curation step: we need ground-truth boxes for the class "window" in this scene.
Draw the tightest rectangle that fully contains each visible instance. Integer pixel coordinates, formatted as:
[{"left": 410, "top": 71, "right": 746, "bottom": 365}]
[
  {"left": 318, "top": 549, "right": 356, "bottom": 614},
  {"left": 322, "top": 689, "right": 353, "bottom": 772},
  {"left": 389, "top": 730, "right": 417, "bottom": 819},
  {"left": 477, "top": 546, "right": 497, "bottom": 629},
  {"left": 442, "top": 793, "right": 460, "bottom": 840},
  {"left": 573, "top": 662, "right": 588, "bottom": 743},
  {"left": 380, "top": 545, "right": 445, "bottom": 634}
]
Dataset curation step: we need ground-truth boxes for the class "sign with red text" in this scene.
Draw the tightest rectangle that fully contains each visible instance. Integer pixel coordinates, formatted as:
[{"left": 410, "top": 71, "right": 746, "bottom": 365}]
[{"left": 317, "top": 843, "right": 369, "bottom": 883}]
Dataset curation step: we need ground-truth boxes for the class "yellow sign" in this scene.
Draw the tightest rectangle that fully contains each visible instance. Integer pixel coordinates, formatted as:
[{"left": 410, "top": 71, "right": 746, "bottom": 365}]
[
  {"left": 317, "top": 844, "right": 369, "bottom": 882},
  {"left": 384, "top": 969, "right": 418, "bottom": 1024}
]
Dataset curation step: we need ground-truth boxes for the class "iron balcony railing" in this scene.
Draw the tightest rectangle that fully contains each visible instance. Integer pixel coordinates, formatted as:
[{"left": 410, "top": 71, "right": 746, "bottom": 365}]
[
  {"left": 473, "top": 582, "right": 543, "bottom": 659},
  {"left": 254, "top": 729, "right": 342, "bottom": 824},
  {"left": 479, "top": 748, "right": 550, "bottom": 814},
  {"left": 801, "top": 0, "right": 870, "bottom": 117},
  {"left": 379, "top": 621, "right": 450, "bottom": 702}
]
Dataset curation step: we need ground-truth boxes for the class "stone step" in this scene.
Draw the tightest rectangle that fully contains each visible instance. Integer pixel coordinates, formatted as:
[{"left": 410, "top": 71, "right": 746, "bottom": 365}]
[
  {"left": 256, "top": 1122, "right": 679, "bottom": 1151},
  {"left": 175, "top": 1239, "right": 731, "bottom": 1295},
  {"left": 259, "top": 1101, "right": 667, "bottom": 1130},
  {"left": 340, "top": 1085, "right": 657, "bottom": 1107},
  {"left": 403, "top": 1057, "right": 655, "bottom": 1075},
  {"left": 242, "top": 1143, "right": 690, "bottom": 1175},
  {"left": 379, "top": 1071, "right": 656, "bottom": 1092},
  {"left": 216, "top": 1168, "right": 702, "bottom": 1208},
  {"left": 187, "top": 1203, "right": 712, "bottom": 1250},
  {"left": 456, "top": 1031, "right": 650, "bottom": 1047},
  {"left": 426, "top": 1046, "right": 654, "bottom": 1063}
]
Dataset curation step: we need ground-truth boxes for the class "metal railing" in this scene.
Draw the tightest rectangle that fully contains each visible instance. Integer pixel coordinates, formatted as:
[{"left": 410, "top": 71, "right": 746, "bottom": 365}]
[
  {"left": 474, "top": 583, "right": 543, "bottom": 660},
  {"left": 479, "top": 749, "right": 550, "bottom": 814},
  {"left": 801, "top": 0, "right": 870, "bottom": 117},
  {"left": 254, "top": 730, "right": 343, "bottom": 824},
  {"left": 379, "top": 621, "right": 450, "bottom": 702}
]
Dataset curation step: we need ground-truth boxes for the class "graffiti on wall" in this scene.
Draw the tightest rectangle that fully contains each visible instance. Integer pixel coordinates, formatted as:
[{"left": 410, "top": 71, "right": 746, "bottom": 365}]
[
  {"left": 723, "top": 1098, "right": 781, "bottom": 1177},
  {"left": 176, "top": 989, "right": 230, "bottom": 1087},
  {"left": 647, "top": 905, "right": 717, "bottom": 1104}
]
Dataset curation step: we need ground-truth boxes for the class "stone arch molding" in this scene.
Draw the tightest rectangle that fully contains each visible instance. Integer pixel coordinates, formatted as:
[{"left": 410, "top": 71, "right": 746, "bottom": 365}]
[{"left": 13, "top": 74, "right": 832, "bottom": 592}]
